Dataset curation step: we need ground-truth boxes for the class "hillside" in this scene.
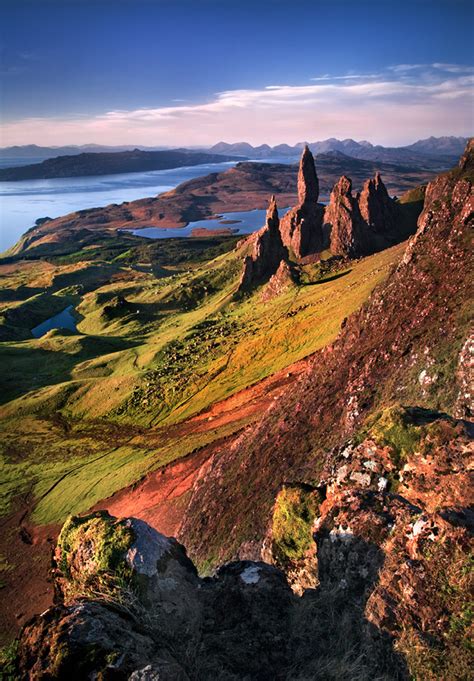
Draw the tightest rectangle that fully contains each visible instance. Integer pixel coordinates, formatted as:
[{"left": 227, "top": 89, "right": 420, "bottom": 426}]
[
  {"left": 0, "top": 142, "right": 472, "bottom": 680},
  {"left": 0, "top": 149, "right": 240, "bottom": 181}
]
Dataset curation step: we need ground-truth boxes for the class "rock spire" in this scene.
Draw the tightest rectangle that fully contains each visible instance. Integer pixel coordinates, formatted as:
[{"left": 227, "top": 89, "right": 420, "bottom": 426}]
[
  {"left": 325, "top": 175, "right": 368, "bottom": 258},
  {"left": 238, "top": 195, "right": 288, "bottom": 291},
  {"left": 358, "top": 172, "right": 397, "bottom": 234},
  {"left": 279, "top": 146, "right": 324, "bottom": 258}
]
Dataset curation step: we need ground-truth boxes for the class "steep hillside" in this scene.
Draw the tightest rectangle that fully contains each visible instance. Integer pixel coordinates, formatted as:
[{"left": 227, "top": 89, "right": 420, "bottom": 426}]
[
  {"left": 0, "top": 144, "right": 471, "bottom": 676},
  {"left": 174, "top": 143, "right": 473, "bottom": 570}
]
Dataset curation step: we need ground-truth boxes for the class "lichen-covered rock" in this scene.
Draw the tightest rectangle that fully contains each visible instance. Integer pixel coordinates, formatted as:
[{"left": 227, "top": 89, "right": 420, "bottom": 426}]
[
  {"left": 455, "top": 330, "right": 474, "bottom": 418},
  {"left": 55, "top": 512, "right": 198, "bottom": 604},
  {"left": 262, "top": 484, "right": 320, "bottom": 595},
  {"left": 54, "top": 511, "right": 135, "bottom": 602},
  {"left": 18, "top": 513, "right": 294, "bottom": 680},
  {"left": 16, "top": 601, "right": 186, "bottom": 680},
  {"left": 279, "top": 146, "right": 324, "bottom": 258}
]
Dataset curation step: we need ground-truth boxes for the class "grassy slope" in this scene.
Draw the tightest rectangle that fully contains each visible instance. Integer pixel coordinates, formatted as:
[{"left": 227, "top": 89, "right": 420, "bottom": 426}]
[{"left": 0, "top": 236, "right": 403, "bottom": 526}]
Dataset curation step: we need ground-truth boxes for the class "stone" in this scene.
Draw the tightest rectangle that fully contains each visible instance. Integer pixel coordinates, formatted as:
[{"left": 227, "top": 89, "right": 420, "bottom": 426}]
[
  {"left": 358, "top": 172, "right": 398, "bottom": 235},
  {"left": 279, "top": 145, "right": 324, "bottom": 258},
  {"left": 261, "top": 259, "right": 296, "bottom": 301},
  {"left": 238, "top": 195, "right": 288, "bottom": 291},
  {"left": 325, "top": 175, "right": 368, "bottom": 257}
]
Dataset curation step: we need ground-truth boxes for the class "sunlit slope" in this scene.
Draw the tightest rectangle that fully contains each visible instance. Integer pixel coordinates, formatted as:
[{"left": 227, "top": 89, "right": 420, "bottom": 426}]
[
  {"left": 0, "top": 238, "right": 403, "bottom": 527},
  {"left": 1, "top": 243, "right": 402, "bottom": 427}
]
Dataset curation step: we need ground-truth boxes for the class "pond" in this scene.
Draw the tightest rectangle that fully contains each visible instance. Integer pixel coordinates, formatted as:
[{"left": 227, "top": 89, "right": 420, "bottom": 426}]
[
  {"left": 127, "top": 207, "right": 292, "bottom": 239},
  {"left": 31, "top": 305, "right": 77, "bottom": 338}
]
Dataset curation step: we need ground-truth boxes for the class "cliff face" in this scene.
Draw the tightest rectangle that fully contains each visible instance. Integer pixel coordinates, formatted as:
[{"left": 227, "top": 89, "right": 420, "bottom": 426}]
[
  {"left": 325, "top": 175, "right": 368, "bottom": 257},
  {"left": 279, "top": 146, "right": 324, "bottom": 258}
]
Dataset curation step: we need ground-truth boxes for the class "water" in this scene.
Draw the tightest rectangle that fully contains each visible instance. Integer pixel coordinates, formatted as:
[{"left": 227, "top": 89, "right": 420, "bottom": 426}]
[
  {"left": 128, "top": 207, "right": 291, "bottom": 239},
  {"left": 31, "top": 305, "right": 77, "bottom": 338},
  {"left": 0, "top": 157, "right": 296, "bottom": 252}
]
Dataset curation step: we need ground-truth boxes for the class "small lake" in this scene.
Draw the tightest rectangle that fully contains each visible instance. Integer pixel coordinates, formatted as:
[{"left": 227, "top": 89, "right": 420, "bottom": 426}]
[
  {"left": 31, "top": 305, "right": 77, "bottom": 338},
  {"left": 0, "top": 157, "right": 296, "bottom": 252},
  {"left": 127, "top": 207, "right": 291, "bottom": 239}
]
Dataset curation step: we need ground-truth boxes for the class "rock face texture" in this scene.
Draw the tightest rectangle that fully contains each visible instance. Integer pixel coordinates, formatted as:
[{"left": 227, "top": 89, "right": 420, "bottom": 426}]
[
  {"left": 325, "top": 175, "right": 368, "bottom": 257},
  {"left": 358, "top": 171, "right": 398, "bottom": 235},
  {"left": 261, "top": 260, "right": 297, "bottom": 301},
  {"left": 17, "top": 508, "right": 411, "bottom": 680},
  {"left": 279, "top": 145, "right": 324, "bottom": 258},
  {"left": 17, "top": 406, "right": 473, "bottom": 681},
  {"left": 238, "top": 195, "right": 288, "bottom": 291},
  {"left": 325, "top": 171, "right": 401, "bottom": 257}
]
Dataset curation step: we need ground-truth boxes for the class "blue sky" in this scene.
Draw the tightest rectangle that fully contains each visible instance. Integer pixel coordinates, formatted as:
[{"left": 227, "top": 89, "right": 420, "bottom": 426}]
[{"left": 1, "top": 0, "right": 473, "bottom": 146}]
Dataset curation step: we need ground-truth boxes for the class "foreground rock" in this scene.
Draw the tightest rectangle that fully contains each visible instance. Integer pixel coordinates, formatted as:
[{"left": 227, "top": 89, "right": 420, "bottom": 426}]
[
  {"left": 17, "top": 512, "right": 294, "bottom": 680},
  {"left": 279, "top": 145, "right": 324, "bottom": 258},
  {"left": 17, "top": 404, "right": 473, "bottom": 680}
]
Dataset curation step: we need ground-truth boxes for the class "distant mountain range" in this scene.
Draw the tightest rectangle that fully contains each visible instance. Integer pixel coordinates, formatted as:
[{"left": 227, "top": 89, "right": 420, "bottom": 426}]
[
  {"left": 0, "top": 137, "right": 469, "bottom": 169},
  {"left": 0, "top": 137, "right": 469, "bottom": 179},
  {"left": 207, "top": 136, "right": 470, "bottom": 168}
]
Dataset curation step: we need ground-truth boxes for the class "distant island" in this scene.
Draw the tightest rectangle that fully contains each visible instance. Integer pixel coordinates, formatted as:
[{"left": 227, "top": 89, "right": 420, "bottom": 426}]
[{"left": 0, "top": 149, "right": 241, "bottom": 181}]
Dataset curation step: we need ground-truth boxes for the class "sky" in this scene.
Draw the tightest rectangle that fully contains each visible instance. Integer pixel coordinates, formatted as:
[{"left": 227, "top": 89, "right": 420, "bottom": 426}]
[{"left": 0, "top": 0, "right": 473, "bottom": 147}]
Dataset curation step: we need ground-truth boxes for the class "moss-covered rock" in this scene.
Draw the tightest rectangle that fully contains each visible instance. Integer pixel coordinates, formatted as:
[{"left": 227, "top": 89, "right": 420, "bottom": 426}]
[
  {"left": 55, "top": 511, "right": 135, "bottom": 602},
  {"left": 271, "top": 485, "right": 320, "bottom": 564}
]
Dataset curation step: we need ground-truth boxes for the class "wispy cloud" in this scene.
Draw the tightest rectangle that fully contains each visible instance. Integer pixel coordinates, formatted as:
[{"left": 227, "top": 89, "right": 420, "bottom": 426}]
[{"left": 1, "top": 64, "right": 472, "bottom": 146}]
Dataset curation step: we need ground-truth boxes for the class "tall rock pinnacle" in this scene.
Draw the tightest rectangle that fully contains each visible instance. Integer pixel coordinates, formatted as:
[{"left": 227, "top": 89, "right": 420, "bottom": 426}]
[
  {"left": 358, "top": 172, "right": 397, "bottom": 234},
  {"left": 279, "top": 146, "right": 323, "bottom": 259},
  {"left": 238, "top": 195, "right": 289, "bottom": 291},
  {"left": 298, "top": 145, "right": 319, "bottom": 205},
  {"left": 325, "top": 175, "right": 368, "bottom": 258}
]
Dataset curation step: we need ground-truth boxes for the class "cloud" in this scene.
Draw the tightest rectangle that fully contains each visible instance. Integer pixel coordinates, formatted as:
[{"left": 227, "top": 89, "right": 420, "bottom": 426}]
[{"left": 1, "top": 64, "right": 473, "bottom": 147}]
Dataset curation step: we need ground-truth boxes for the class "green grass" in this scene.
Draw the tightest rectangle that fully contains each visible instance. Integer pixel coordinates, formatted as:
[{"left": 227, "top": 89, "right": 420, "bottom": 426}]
[
  {"left": 0, "top": 237, "right": 403, "bottom": 528},
  {"left": 271, "top": 485, "right": 320, "bottom": 565}
]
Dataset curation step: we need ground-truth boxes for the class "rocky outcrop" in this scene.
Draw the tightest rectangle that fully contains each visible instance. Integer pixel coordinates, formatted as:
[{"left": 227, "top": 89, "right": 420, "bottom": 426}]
[
  {"left": 325, "top": 175, "right": 368, "bottom": 257},
  {"left": 238, "top": 195, "right": 288, "bottom": 291},
  {"left": 174, "top": 144, "right": 473, "bottom": 622},
  {"left": 326, "top": 171, "right": 401, "bottom": 257},
  {"left": 459, "top": 137, "right": 474, "bottom": 170},
  {"left": 16, "top": 506, "right": 407, "bottom": 680},
  {"left": 358, "top": 171, "right": 398, "bottom": 234},
  {"left": 261, "top": 260, "right": 297, "bottom": 301},
  {"left": 17, "top": 511, "right": 295, "bottom": 680},
  {"left": 17, "top": 404, "right": 473, "bottom": 680},
  {"left": 279, "top": 146, "right": 324, "bottom": 258}
]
